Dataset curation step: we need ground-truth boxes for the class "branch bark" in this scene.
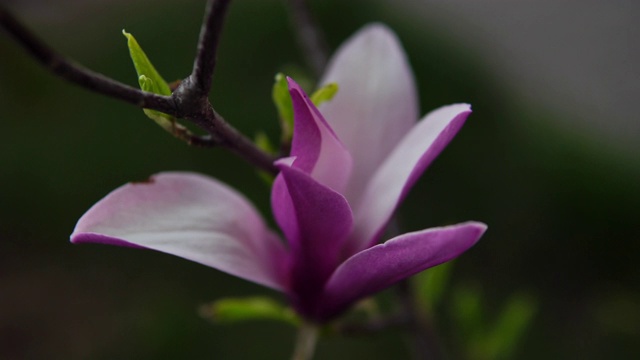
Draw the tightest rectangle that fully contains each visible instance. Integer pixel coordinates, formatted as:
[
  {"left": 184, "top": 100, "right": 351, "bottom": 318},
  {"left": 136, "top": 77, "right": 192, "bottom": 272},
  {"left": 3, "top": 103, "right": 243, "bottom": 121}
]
[
  {"left": 190, "top": 0, "right": 231, "bottom": 96},
  {"left": 0, "top": 6, "right": 175, "bottom": 113}
]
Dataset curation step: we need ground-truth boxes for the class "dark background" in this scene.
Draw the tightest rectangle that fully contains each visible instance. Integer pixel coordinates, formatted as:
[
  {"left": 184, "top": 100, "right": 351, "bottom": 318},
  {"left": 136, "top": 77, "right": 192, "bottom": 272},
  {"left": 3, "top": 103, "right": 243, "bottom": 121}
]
[{"left": 1, "top": 0, "right": 638, "bottom": 358}]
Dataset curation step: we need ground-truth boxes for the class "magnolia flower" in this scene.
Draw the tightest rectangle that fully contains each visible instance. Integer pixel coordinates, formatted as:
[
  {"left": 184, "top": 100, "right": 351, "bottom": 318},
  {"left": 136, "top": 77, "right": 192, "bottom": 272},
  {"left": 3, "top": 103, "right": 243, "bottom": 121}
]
[{"left": 71, "top": 24, "right": 486, "bottom": 322}]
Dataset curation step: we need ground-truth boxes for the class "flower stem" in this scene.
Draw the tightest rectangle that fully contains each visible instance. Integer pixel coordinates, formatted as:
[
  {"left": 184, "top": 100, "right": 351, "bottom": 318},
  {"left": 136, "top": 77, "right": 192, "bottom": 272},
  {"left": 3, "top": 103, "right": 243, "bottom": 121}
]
[{"left": 291, "top": 322, "right": 319, "bottom": 360}]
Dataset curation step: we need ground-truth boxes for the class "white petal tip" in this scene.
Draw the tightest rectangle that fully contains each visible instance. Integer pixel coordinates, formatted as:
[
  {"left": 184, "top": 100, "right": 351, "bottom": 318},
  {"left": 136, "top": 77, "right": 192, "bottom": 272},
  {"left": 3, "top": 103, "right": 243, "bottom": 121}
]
[{"left": 357, "top": 23, "right": 398, "bottom": 41}]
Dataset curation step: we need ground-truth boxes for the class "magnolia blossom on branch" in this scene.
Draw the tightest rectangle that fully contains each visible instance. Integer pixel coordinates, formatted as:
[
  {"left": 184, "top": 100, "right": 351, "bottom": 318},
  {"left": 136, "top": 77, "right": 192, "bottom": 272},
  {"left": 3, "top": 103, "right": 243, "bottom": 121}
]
[{"left": 71, "top": 24, "right": 486, "bottom": 322}]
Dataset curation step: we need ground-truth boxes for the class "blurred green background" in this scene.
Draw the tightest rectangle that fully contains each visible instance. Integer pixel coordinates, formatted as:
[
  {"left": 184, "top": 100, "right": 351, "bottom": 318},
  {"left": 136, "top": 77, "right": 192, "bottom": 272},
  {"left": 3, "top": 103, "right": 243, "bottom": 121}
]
[{"left": 1, "top": 0, "right": 638, "bottom": 359}]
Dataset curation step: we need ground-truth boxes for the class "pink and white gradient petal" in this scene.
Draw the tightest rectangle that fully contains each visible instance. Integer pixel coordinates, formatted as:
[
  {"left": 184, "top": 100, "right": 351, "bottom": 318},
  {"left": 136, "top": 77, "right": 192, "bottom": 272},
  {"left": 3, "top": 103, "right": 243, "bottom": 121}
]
[
  {"left": 71, "top": 172, "right": 288, "bottom": 291},
  {"left": 287, "top": 78, "right": 352, "bottom": 194},
  {"left": 349, "top": 104, "right": 472, "bottom": 253},
  {"left": 319, "top": 23, "right": 419, "bottom": 207}
]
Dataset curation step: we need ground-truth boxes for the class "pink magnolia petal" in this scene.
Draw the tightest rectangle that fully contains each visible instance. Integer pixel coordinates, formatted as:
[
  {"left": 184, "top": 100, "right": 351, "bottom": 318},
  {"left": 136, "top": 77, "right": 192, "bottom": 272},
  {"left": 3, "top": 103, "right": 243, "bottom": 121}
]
[
  {"left": 287, "top": 78, "right": 352, "bottom": 194},
  {"left": 320, "top": 222, "right": 486, "bottom": 320},
  {"left": 71, "top": 172, "right": 288, "bottom": 291},
  {"left": 271, "top": 164, "right": 354, "bottom": 316},
  {"left": 349, "top": 104, "right": 472, "bottom": 253},
  {"left": 319, "top": 23, "right": 419, "bottom": 206}
]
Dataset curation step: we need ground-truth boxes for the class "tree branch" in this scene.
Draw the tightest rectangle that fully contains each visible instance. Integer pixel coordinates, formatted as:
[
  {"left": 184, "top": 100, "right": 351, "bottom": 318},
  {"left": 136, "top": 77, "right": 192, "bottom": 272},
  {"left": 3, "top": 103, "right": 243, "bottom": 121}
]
[
  {"left": 0, "top": 6, "right": 175, "bottom": 113},
  {"left": 0, "top": 3, "right": 278, "bottom": 174},
  {"left": 285, "top": 0, "right": 329, "bottom": 77},
  {"left": 191, "top": 0, "right": 231, "bottom": 96}
]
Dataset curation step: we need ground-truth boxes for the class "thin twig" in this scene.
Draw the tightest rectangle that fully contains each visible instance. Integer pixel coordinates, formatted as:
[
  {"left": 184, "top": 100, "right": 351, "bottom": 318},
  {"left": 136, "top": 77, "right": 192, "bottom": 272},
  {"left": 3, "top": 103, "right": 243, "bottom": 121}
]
[
  {"left": 0, "top": 6, "right": 175, "bottom": 113},
  {"left": 286, "top": 0, "right": 329, "bottom": 77},
  {"left": 0, "top": 3, "right": 278, "bottom": 174},
  {"left": 191, "top": 0, "right": 231, "bottom": 96}
]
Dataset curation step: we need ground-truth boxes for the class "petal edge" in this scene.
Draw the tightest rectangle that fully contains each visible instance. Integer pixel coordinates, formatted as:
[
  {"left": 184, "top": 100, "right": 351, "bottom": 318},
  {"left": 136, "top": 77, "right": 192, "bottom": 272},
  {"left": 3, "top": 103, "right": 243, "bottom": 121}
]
[
  {"left": 349, "top": 104, "right": 472, "bottom": 253},
  {"left": 319, "top": 23, "right": 419, "bottom": 206},
  {"left": 320, "top": 221, "right": 486, "bottom": 319}
]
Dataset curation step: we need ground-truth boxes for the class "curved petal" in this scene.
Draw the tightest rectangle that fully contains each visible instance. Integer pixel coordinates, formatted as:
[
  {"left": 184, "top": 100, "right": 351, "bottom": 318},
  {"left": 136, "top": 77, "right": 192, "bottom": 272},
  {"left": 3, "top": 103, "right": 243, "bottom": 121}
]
[
  {"left": 320, "top": 222, "right": 486, "bottom": 320},
  {"left": 349, "top": 104, "right": 472, "bottom": 253},
  {"left": 318, "top": 23, "right": 419, "bottom": 206},
  {"left": 71, "top": 172, "right": 288, "bottom": 291},
  {"left": 271, "top": 164, "right": 353, "bottom": 317},
  {"left": 287, "top": 78, "right": 352, "bottom": 194}
]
